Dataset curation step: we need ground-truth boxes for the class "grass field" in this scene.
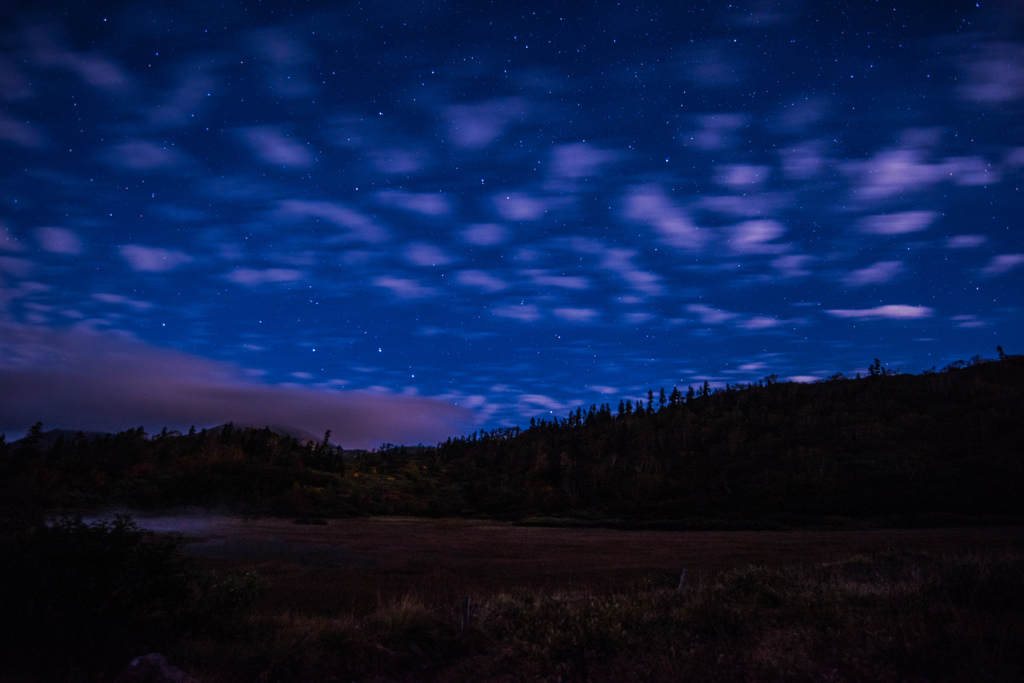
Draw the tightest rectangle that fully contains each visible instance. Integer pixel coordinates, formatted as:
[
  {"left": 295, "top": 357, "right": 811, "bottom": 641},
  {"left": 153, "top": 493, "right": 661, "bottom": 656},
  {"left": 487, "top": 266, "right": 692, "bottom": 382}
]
[
  {"left": 6, "top": 515, "right": 1023, "bottom": 681},
  {"left": 163, "top": 515, "right": 1024, "bottom": 611}
]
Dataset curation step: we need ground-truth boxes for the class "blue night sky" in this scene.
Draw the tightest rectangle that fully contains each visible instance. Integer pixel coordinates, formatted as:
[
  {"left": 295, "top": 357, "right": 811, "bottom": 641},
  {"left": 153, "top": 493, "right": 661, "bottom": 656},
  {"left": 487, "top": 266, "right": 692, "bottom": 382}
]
[{"left": 1, "top": 1, "right": 1022, "bottom": 448}]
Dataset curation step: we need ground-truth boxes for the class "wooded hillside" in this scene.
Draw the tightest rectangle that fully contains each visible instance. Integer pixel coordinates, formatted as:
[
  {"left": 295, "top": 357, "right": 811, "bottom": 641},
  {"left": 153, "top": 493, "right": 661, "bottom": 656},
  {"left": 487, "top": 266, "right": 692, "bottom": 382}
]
[{"left": 3, "top": 353, "right": 1023, "bottom": 528}]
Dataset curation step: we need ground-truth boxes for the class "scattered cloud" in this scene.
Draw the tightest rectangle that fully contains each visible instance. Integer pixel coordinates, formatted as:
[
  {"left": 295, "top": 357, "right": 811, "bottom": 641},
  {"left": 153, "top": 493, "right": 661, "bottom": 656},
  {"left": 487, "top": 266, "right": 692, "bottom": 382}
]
[
  {"left": 947, "top": 235, "right": 986, "bottom": 249},
  {"left": 843, "top": 261, "right": 903, "bottom": 287},
  {"left": 370, "top": 148, "right": 428, "bottom": 174},
  {"left": 716, "top": 164, "right": 771, "bottom": 189},
  {"left": 373, "top": 275, "right": 437, "bottom": 299},
  {"left": 456, "top": 269, "right": 508, "bottom": 292},
  {"left": 623, "top": 186, "right": 707, "bottom": 251},
  {"left": 493, "top": 192, "right": 548, "bottom": 221},
  {"left": 405, "top": 243, "right": 454, "bottom": 267},
  {"left": 120, "top": 245, "right": 193, "bottom": 273},
  {"left": 959, "top": 42, "right": 1024, "bottom": 104},
  {"left": 92, "top": 292, "right": 153, "bottom": 312},
  {"left": 518, "top": 393, "right": 568, "bottom": 414},
  {"left": 238, "top": 126, "right": 313, "bottom": 167},
  {"left": 226, "top": 268, "right": 304, "bottom": 286},
  {"left": 549, "top": 143, "right": 618, "bottom": 178},
  {"left": 772, "top": 254, "right": 814, "bottom": 278},
  {"left": 952, "top": 314, "right": 987, "bottom": 329},
  {"left": 376, "top": 190, "right": 452, "bottom": 216},
  {"left": 980, "top": 254, "right": 1024, "bottom": 277},
  {"left": 553, "top": 307, "right": 600, "bottom": 323},
  {"left": 687, "top": 304, "right": 738, "bottom": 325},
  {"left": 104, "top": 140, "right": 185, "bottom": 170},
  {"left": 492, "top": 303, "right": 541, "bottom": 322},
  {"left": 36, "top": 227, "right": 83, "bottom": 255},
  {"left": 445, "top": 97, "right": 526, "bottom": 149},
  {"left": 826, "top": 305, "right": 933, "bottom": 320},
  {"left": 599, "top": 248, "right": 663, "bottom": 296},
  {"left": 461, "top": 223, "right": 508, "bottom": 246},
  {"left": 779, "top": 141, "right": 826, "bottom": 180},
  {"left": 523, "top": 269, "right": 590, "bottom": 290},
  {"left": 686, "top": 113, "right": 746, "bottom": 150},
  {"left": 860, "top": 211, "right": 938, "bottom": 235},
  {"left": 0, "top": 112, "right": 47, "bottom": 148},
  {"left": 727, "top": 220, "right": 788, "bottom": 254},
  {"left": 277, "top": 200, "right": 388, "bottom": 243},
  {"left": 0, "top": 223, "right": 24, "bottom": 251},
  {"left": 849, "top": 149, "right": 948, "bottom": 202},
  {"left": 739, "top": 316, "right": 781, "bottom": 330}
]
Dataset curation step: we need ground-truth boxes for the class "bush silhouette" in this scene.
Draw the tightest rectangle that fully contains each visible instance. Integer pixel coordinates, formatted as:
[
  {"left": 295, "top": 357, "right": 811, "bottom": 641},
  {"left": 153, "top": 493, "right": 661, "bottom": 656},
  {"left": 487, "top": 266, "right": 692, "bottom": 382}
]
[{"left": 0, "top": 514, "right": 253, "bottom": 673}]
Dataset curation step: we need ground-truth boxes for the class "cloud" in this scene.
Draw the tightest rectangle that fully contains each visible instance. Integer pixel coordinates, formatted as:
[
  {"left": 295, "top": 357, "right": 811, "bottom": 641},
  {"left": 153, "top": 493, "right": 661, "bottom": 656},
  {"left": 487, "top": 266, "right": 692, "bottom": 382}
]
[
  {"left": 553, "top": 307, "right": 600, "bottom": 323},
  {"left": 238, "top": 126, "right": 314, "bottom": 167},
  {"left": 549, "top": 143, "right": 618, "bottom": 178},
  {"left": 36, "top": 227, "right": 83, "bottom": 255},
  {"left": 947, "top": 235, "right": 986, "bottom": 249},
  {"left": 491, "top": 304, "right": 541, "bottom": 322},
  {"left": 600, "top": 248, "right": 663, "bottom": 296},
  {"left": 0, "top": 223, "right": 24, "bottom": 251},
  {"left": 772, "top": 254, "right": 814, "bottom": 278},
  {"left": 70, "top": 53, "right": 129, "bottom": 90},
  {"left": 686, "top": 113, "right": 747, "bottom": 150},
  {"left": 959, "top": 42, "right": 1024, "bottom": 104},
  {"left": 370, "top": 149, "right": 428, "bottom": 174},
  {"left": 461, "top": 223, "right": 508, "bottom": 246},
  {"left": 92, "top": 292, "right": 153, "bottom": 312},
  {"left": 849, "top": 150, "right": 948, "bottom": 202},
  {"left": 28, "top": 28, "right": 130, "bottom": 91},
  {"left": 980, "top": 254, "right": 1024, "bottom": 277},
  {"left": 0, "top": 112, "right": 47, "bottom": 148},
  {"left": 0, "top": 56, "right": 34, "bottom": 100},
  {"left": 687, "top": 304, "right": 738, "bottom": 325},
  {"left": 0, "top": 323, "right": 472, "bottom": 449},
  {"left": 444, "top": 97, "right": 526, "bottom": 149},
  {"left": 226, "top": 268, "right": 304, "bottom": 286},
  {"left": 373, "top": 275, "right": 437, "bottom": 299},
  {"left": 826, "top": 304, "right": 933, "bottom": 320},
  {"left": 952, "top": 314, "right": 987, "bottom": 329},
  {"left": 523, "top": 269, "right": 590, "bottom": 290},
  {"left": 0, "top": 256, "right": 33, "bottom": 278},
  {"left": 717, "top": 164, "right": 771, "bottom": 189},
  {"left": 375, "top": 190, "right": 452, "bottom": 216},
  {"left": 946, "top": 156, "right": 998, "bottom": 186},
  {"left": 843, "top": 261, "right": 903, "bottom": 287},
  {"left": 405, "top": 243, "right": 454, "bottom": 267},
  {"left": 623, "top": 186, "right": 707, "bottom": 251},
  {"left": 739, "top": 316, "right": 781, "bottom": 330},
  {"left": 693, "top": 193, "right": 788, "bottom": 218},
  {"left": 493, "top": 192, "right": 548, "bottom": 221},
  {"left": 104, "top": 141, "right": 185, "bottom": 170},
  {"left": 727, "top": 220, "right": 788, "bottom": 254},
  {"left": 277, "top": 200, "right": 388, "bottom": 243},
  {"left": 519, "top": 393, "right": 568, "bottom": 414},
  {"left": 779, "top": 141, "right": 826, "bottom": 180},
  {"left": 860, "top": 210, "right": 938, "bottom": 235},
  {"left": 456, "top": 269, "right": 508, "bottom": 292},
  {"left": 120, "top": 245, "right": 193, "bottom": 272}
]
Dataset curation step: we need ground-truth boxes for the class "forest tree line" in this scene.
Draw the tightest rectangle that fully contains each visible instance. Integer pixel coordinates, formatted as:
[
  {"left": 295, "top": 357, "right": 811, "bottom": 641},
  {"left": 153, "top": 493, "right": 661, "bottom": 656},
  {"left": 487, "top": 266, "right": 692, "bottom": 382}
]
[{"left": 2, "top": 352, "right": 1023, "bottom": 528}]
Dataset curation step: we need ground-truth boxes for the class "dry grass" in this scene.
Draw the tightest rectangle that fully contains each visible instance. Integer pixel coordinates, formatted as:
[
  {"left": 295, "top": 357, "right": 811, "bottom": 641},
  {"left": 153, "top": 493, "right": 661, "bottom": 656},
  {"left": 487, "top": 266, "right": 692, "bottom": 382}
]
[{"left": 151, "top": 518, "right": 1024, "bottom": 682}]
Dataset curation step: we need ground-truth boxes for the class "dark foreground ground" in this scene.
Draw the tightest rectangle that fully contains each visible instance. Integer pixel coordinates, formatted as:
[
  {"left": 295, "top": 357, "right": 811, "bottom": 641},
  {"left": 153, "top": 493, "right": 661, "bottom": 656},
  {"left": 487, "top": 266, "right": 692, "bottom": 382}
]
[
  {"left": 5, "top": 515, "right": 1024, "bottom": 682},
  {"left": 165, "top": 515, "right": 1024, "bottom": 613}
]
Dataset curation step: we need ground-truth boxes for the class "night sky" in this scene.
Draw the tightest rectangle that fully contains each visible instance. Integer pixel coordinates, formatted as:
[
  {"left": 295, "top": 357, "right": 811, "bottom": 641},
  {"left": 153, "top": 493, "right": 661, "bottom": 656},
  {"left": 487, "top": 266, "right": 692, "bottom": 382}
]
[{"left": 1, "top": 1, "right": 1022, "bottom": 448}]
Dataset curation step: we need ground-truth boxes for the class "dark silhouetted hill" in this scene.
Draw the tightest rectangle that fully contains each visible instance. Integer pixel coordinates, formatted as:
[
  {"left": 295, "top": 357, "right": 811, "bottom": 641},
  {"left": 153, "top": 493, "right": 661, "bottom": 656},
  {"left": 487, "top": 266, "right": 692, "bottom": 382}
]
[{"left": 2, "top": 354, "right": 1023, "bottom": 528}]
